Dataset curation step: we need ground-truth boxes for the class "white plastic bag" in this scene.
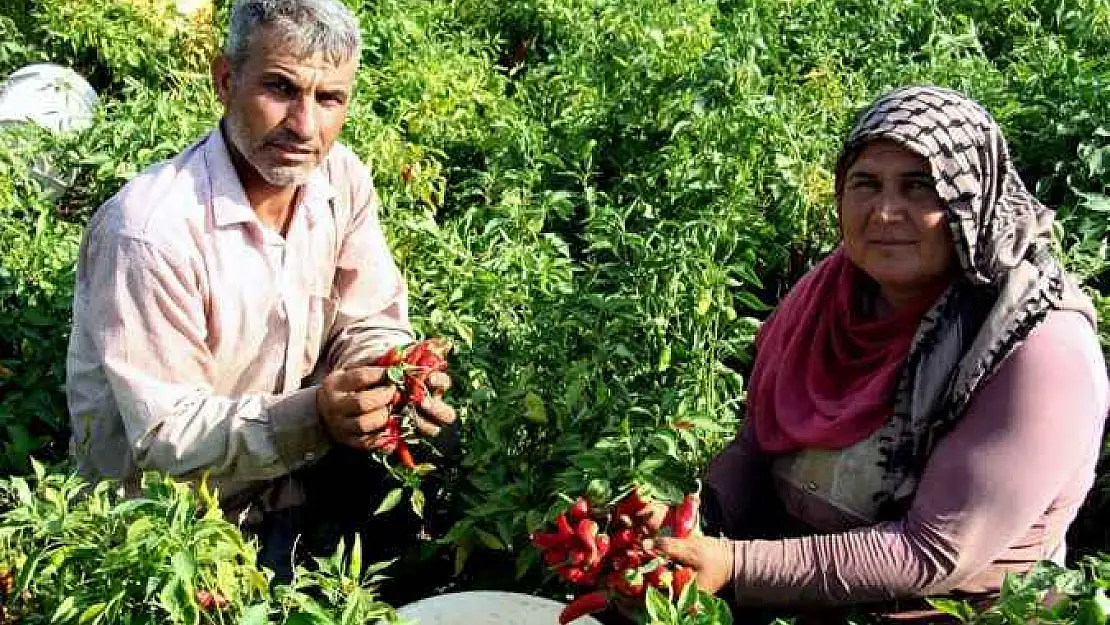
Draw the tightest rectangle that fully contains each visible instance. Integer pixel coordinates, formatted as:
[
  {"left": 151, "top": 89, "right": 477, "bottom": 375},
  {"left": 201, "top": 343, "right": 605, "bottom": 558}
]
[
  {"left": 0, "top": 63, "right": 100, "bottom": 134},
  {"left": 392, "top": 591, "right": 604, "bottom": 625}
]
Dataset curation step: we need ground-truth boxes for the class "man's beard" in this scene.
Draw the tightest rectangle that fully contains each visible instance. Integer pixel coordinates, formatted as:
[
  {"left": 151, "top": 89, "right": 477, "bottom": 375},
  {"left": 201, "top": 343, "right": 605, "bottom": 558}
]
[{"left": 224, "top": 111, "right": 315, "bottom": 187}]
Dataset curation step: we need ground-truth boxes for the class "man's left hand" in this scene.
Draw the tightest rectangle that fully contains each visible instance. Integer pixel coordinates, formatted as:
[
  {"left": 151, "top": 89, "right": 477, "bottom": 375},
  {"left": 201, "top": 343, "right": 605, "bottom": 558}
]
[{"left": 409, "top": 371, "right": 455, "bottom": 438}]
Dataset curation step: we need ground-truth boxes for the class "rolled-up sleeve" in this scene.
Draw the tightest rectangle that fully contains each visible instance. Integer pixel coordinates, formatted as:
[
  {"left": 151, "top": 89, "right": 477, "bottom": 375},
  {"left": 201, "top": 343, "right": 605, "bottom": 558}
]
[
  {"left": 729, "top": 311, "right": 1109, "bottom": 606},
  {"left": 91, "top": 234, "right": 330, "bottom": 480}
]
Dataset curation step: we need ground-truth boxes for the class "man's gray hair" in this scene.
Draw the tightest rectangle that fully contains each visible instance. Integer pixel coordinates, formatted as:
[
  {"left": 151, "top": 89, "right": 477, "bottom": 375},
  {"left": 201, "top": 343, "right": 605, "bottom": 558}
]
[{"left": 224, "top": 0, "right": 362, "bottom": 69}]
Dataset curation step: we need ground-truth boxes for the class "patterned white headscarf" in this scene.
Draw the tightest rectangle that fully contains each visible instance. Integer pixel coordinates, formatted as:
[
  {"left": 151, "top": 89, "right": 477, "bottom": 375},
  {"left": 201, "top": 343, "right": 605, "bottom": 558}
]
[{"left": 834, "top": 85, "right": 1096, "bottom": 516}]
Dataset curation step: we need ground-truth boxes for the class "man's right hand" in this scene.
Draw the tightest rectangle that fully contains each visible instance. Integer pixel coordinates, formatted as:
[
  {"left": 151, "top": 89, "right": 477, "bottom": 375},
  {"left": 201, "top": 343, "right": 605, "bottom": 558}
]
[{"left": 316, "top": 366, "right": 396, "bottom": 452}]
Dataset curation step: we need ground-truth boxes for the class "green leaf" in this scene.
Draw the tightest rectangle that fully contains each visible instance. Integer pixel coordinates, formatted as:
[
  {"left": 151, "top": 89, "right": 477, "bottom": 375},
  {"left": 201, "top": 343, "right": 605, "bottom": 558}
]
[
  {"left": 30, "top": 456, "right": 45, "bottom": 482},
  {"left": 51, "top": 595, "right": 78, "bottom": 623},
  {"left": 523, "top": 392, "right": 547, "bottom": 424},
  {"left": 515, "top": 547, "right": 537, "bottom": 580},
  {"left": 363, "top": 558, "right": 397, "bottom": 577},
  {"left": 284, "top": 612, "right": 334, "bottom": 625},
  {"left": 696, "top": 290, "right": 712, "bottom": 316},
  {"left": 349, "top": 533, "right": 362, "bottom": 580},
  {"left": 238, "top": 604, "right": 270, "bottom": 625},
  {"left": 644, "top": 585, "right": 673, "bottom": 623},
  {"left": 927, "top": 598, "right": 975, "bottom": 622},
  {"left": 78, "top": 602, "right": 107, "bottom": 624},
  {"left": 1075, "top": 588, "right": 1110, "bottom": 625},
  {"left": 453, "top": 541, "right": 471, "bottom": 576},
  {"left": 410, "top": 488, "right": 426, "bottom": 518},
  {"left": 1078, "top": 191, "right": 1110, "bottom": 213},
  {"left": 10, "top": 476, "right": 34, "bottom": 507},
  {"left": 171, "top": 550, "right": 196, "bottom": 585},
  {"left": 474, "top": 527, "right": 505, "bottom": 550},
  {"left": 387, "top": 365, "right": 405, "bottom": 384},
  {"left": 374, "top": 488, "right": 405, "bottom": 515},
  {"left": 657, "top": 344, "right": 672, "bottom": 371}
]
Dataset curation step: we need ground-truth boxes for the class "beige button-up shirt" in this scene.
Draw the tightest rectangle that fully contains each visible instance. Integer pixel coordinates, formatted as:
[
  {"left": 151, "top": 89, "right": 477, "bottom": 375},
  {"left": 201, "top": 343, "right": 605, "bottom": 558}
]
[{"left": 66, "top": 127, "right": 412, "bottom": 511}]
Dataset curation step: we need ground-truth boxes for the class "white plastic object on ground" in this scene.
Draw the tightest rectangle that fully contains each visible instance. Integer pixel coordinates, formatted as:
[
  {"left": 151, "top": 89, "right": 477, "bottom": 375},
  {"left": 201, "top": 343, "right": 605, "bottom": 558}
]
[
  {"left": 391, "top": 590, "right": 604, "bottom": 625},
  {"left": 173, "top": 0, "right": 210, "bottom": 17},
  {"left": 0, "top": 64, "right": 100, "bottom": 197},
  {"left": 0, "top": 63, "right": 100, "bottom": 134}
]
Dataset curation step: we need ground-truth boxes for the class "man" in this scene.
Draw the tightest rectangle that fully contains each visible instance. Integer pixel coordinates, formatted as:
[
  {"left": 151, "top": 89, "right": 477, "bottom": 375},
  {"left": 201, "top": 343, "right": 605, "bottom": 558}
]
[{"left": 65, "top": 0, "right": 456, "bottom": 578}]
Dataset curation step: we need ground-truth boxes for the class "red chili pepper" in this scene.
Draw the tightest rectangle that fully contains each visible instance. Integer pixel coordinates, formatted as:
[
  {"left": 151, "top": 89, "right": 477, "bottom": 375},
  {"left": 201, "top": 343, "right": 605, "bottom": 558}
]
[
  {"left": 417, "top": 352, "right": 446, "bottom": 371},
  {"left": 372, "top": 345, "right": 406, "bottom": 367},
  {"left": 595, "top": 533, "right": 610, "bottom": 560},
  {"left": 622, "top": 546, "right": 644, "bottom": 568},
  {"left": 626, "top": 487, "right": 652, "bottom": 514},
  {"left": 672, "top": 494, "right": 698, "bottom": 538},
  {"left": 645, "top": 565, "right": 672, "bottom": 590},
  {"left": 569, "top": 549, "right": 587, "bottom": 566},
  {"left": 569, "top": 497, "right": 590, "bottom": 521},
  {"left": 617, "top": 570, "right": 645, "bottom": 598},
  {"left": 612, "top": 528, "right": 635, "bottom": 549},
  {"left": 559, "top": 590, "right": 608, "bottom": 624},
  {"left": 661, "top": 507, "right": 675, "bottom": 535},
  {"left": 559, "top": 566, "right": 596, "bottom": 586},
  {"left": 404, "top": 341, "right": 431, "bottom": 365},
  {"left": 195, "top": 589, "right": 228, "bottom": 612},
  {"left": 543, "top": 548, "right": 568, "bottom": 566},
  {"left": 575, "top": 518, "right": 599, "bottom": 566},
  {"left": 378, "top": 416, "right": 401, "bottom": 448},
  {"left": 196, "top": 590, "right": 215, "bottom": 611},
  {"left": 556, "top": 514, "right": 574, "bottom": 541},
  {"left": 614, "top": 487, "right": 651, "bottom": 520},
  {"left": 389, "top": 388, "right": 405, "bottom": 410},
  {"left": 672, "top": 566, "right": 695, "bottom": 599},
  {"left": 406, "top": 376, "right": 427, "bottom": 405},
  {"left": 396, "top": 441, "right": 416, "bottom": 469},
  {"left": 531, "top": 532, "right": 564, "bottom": 551}
]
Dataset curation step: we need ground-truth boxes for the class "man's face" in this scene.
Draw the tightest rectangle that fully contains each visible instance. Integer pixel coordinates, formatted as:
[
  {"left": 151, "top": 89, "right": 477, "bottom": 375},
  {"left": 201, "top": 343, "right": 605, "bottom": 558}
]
[{"left": 213, "top": 30, "right": 358, "bottom": 188}]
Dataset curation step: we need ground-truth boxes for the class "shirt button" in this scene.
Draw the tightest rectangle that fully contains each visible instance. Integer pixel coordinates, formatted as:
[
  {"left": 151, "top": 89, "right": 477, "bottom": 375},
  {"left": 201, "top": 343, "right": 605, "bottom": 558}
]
[
  {"left": 804, "top": 481, "right": 818, "bottom": 492},
  {"left": 304, "top": 452, "right": 316, "bottom": 462}
]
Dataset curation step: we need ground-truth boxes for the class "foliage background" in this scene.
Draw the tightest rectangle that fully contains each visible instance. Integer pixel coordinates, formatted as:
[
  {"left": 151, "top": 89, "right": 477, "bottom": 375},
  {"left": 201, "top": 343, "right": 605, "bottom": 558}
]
[{"left": 0, "top": 0, "right": 1107, "bottom": 621}]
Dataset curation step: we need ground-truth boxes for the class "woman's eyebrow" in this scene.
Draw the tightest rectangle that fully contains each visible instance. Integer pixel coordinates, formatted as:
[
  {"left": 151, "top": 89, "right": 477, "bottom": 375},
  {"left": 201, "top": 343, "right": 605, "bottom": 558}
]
[{"left": 901, "top": 171, "right": 935, "bottom": 181}]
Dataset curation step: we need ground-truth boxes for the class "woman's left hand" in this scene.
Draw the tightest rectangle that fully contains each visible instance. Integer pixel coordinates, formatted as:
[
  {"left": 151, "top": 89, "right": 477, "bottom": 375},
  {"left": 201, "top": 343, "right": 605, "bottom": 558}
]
[{"left": 649, "top": 535, "right": 736, "bottom": 595}]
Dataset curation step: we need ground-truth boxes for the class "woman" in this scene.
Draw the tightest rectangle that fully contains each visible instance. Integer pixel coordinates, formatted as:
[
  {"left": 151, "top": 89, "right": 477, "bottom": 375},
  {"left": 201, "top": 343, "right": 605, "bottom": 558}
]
[{"left": 654, "top": 86, "right": 1109, "bottom": 619}]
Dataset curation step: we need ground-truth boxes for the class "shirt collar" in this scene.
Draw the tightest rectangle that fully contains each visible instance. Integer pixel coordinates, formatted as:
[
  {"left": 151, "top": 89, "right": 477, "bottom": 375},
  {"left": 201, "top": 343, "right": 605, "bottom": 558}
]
[{"left": 204, "top": 124, "right": 338, "bottom": 230}]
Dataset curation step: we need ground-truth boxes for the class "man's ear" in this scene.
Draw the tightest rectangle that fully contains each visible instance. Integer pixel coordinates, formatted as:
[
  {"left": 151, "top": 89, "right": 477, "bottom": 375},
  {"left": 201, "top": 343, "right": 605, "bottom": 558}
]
[{"left": 212, "top": 55, "right": 233, "bottom": 106}]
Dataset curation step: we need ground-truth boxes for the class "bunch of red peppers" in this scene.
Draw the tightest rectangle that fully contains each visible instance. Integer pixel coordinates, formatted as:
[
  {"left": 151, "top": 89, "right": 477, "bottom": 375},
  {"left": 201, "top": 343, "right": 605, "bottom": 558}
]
[
  {"left": 370, "top": 338, "right": 450, "bottom": 470},
  {"left": 532, "top": 489, "right": 701, "bottom": 624}
]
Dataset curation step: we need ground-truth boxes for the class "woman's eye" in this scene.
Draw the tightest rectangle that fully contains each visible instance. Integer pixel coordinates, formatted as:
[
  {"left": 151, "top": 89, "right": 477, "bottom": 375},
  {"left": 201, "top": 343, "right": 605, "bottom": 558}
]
[{"left": 906, "top": 179, "right": 935, "bottom": 195}]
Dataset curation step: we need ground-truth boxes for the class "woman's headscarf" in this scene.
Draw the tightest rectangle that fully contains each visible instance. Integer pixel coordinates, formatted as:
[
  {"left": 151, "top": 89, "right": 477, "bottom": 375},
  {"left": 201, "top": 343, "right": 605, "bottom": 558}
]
[{"left": 747, "top": 85, "right": 1096, "bottom": 517}]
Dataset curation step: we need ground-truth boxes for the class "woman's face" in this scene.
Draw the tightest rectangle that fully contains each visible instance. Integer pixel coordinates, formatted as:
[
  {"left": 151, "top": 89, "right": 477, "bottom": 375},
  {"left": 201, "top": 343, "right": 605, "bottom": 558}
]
[{"left": 839, "top": 139, "right": 955, "bottom": 307}]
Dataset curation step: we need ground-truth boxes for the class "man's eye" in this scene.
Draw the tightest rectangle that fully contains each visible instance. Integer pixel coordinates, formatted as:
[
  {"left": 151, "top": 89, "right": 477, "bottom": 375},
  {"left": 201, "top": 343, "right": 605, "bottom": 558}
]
[
  {"left": 850, "top": 179, "right": 879, "bottom": 191},
  {"left": 318, "top": 92, "right": 346, "bottom": 105},
  {"left": 265, "top": 80, "right": 296, "bottom": 97}
]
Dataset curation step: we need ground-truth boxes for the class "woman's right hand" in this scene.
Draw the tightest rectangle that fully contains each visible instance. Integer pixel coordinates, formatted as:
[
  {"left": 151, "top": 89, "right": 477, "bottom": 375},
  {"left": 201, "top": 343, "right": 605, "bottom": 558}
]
[{"left": 648, "top": 534, "right": 735, "bottom": 595}]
